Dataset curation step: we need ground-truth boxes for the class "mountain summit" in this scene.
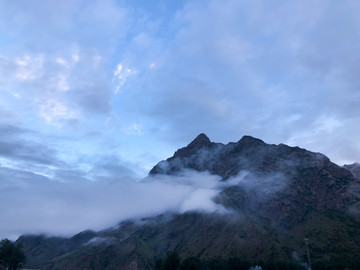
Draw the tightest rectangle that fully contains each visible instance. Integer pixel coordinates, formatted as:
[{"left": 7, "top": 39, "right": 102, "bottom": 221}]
[
  {"left": 187, "top": 133, "right": 212, "bottom": 148},
  {"left": 18, "top": 135, "right": 360, "bottom": 270},
  {"left": 150, "top": 133, "right": 348, "bottom": 181},
  {"left": 149, "top": 134, "right": 357, "bottom": 221}
]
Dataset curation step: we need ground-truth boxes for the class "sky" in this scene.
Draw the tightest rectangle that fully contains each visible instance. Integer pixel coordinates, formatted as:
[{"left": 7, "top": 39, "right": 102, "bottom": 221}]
[{"left": 1, "top": 0, "right": 360, "bottom": 239}]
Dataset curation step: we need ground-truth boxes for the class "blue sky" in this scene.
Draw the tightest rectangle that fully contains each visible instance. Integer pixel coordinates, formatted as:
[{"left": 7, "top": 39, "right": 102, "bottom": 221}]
[{"left": 1, "top": 0, "right": 360, "bottom": 239}]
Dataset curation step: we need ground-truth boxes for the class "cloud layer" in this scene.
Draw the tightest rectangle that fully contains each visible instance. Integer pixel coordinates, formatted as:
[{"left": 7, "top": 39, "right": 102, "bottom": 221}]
[
  {"left": 1, "top": 0, "right": 360, "bottom": 167},
  {"left": 0, "top": 170, "right": 227, "bottom": 240}
]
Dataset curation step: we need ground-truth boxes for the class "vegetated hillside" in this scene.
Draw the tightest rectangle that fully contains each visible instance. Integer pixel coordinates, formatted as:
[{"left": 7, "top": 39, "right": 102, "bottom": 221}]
[{"left": 18, "top": 134, "right": 360, "bottom": 269}]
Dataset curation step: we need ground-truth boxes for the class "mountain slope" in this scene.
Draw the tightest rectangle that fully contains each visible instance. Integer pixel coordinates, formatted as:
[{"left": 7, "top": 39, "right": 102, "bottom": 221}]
[
  {"left": 18, "top": 134, "right": 360, "bottom": 269},
  {"left": 151, "top": 134, "right": 358, "bottom": 222}
]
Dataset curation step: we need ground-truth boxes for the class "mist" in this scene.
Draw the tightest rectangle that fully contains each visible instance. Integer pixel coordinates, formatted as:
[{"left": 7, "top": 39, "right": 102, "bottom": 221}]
[
  {"left": 0, "top": 169, "right": 229, "bottom": 240},
  {"left": 0, "top": 164, "right": 292, "bottom": 241}
]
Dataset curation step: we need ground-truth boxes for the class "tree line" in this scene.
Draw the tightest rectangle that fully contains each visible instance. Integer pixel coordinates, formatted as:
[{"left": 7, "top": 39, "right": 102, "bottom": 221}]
[
  {"left": 154, "top": 252, "right": 303, "bottom": 270},
  {"left": 0, "top": 239, "right": 26, "bottom": 270},
  {"left": 154, "top": 252, "right": 360, "bottom": 270}
]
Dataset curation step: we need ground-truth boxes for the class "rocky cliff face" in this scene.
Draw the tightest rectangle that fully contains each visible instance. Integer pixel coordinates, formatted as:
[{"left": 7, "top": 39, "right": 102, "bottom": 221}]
[
  {"left": 150, "top": 134, "right": 350, "bottom": 182},
  {"left": 18, "top": 134, "right": 360, "bottom": 269},
  {"left": 150, "top": 134, "right": 358, "bottom": 222}
]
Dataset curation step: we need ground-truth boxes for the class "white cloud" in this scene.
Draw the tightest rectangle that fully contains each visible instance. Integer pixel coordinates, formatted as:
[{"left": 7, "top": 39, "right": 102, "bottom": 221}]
[
  {"left": 56, "top": 57, "right": 67, "bottom": 66},
  {"left": 314, "top": 115, "right": 343, "bottom": 134},
  {"left": 15, "top": 55, "right": 29, "bottom": 67},
  {"left": 179, "top": 188, "right": 222, "bottom": 213},
  {"left": 12, "top": 92, "right": 21, "bottom": 99},
  {"left": 58, "top": 74, "right": 69, "bottom": 91},
  {"left": 15, "top": 54, "right": 44, "bottom": 81},
  {"left": 72, "top": 54, "right": 80, "bottom": 63},
  {"left": 0, "top": 170, "right": 227, "bottom": 240},
  {"left": 113, "top": 63, "right": 135, "bottom": 93},
  {"left": 39, "top": 99, "right": 78, "bottom": 125},
  {"left": 57, "top": 74, "right": 70, "bottom": 91},
  {"left": 124, "top": 122, "right": 143, "bottom": 135}
]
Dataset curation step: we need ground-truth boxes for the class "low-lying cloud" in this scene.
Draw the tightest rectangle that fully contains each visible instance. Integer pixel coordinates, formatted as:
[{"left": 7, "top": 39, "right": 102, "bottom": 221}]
[
  {"left": 0, "top": 166, "right": 290, "bottom": 240},
  {"left": 0, "top": 169, "right": 230, "bottom": 240},
  {"left": 225, "top": 171, "right": 288, "bottom": 196}
]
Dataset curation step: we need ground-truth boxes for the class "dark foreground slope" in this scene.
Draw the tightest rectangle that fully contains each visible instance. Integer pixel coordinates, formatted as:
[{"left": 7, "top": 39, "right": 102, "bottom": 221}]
[{"left": 18, "top": 134, "right": 360, "bottom": 269}]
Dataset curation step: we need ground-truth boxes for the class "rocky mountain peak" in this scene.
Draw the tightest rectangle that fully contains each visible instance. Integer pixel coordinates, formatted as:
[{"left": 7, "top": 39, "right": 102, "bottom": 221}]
[
  {"left": 187, "top": 133, "right": 212, "bottom": 149},
  {"left": 237, "top": 135, "right": 265, "bottom": 146},
  {"left": 171, "top": 133, "right": 215, "bottom": 159}
]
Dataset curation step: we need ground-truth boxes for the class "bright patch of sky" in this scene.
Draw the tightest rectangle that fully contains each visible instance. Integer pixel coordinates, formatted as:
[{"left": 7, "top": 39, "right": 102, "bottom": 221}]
[{"left": 1, "top": 0, "right": 360, "bottom": 239}]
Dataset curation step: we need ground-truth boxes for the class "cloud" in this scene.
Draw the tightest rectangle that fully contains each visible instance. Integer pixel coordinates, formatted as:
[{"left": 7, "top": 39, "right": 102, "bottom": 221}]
[
  {"left": 0, "top": 0, "right": 132, "bottom": 130},
  {"left": 179, "top": 188, "right": 221, "bottom": 213},
  {"left": 39, "top": 99, "right": 79, "bottom": 125},
  {"left": 0, "top": 124, "right": 62, "bottom": 167},
  {"left": 0, "top": 170, "right": 227, "bottom": 240},
  {"left": 108, "top": 0, "right": 360, "bottom": 164},
  {"left": 0, "top": 140, "right": 60, "bottom": 167},
  {"left": 4, "top": 0, "right": 358, "bottom": 172},
  {"left": 86, "top": 154, "right": 141, "bottom": 181},
  {"left": 0, "top": 166, "right": 51, "bottom": 191},
  {"left": 15, "top": 54, "right": 44, "bottom": 81},
  {"left": 0, "top": 166, "right": 292, "bottom": 240},
  {"left": 0, "top": 107, "right": 20, "bottom": 121},
  {"left": 113, "top": 63, "right": 136, "bottom": 93},
  {"left": 226, "top": 171, "right": 288, "bottom": 196},
  {"left": 0, "top": 123, "right": 143, "bottom": 185},
  {"left": 0, "top": 124, "right": 29, "bottom": 136}
]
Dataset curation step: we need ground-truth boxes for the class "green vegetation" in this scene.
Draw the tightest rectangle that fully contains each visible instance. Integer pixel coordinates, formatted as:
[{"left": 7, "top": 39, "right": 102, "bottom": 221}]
[
  {"left": 0, "top": 239, "right": 26, "bottom": 270},
  {"left": 181, "top": 256, "right": 202, "bottom": 270},
  {"left": 155, "top": 251, "right": 181, "bottom": 270}
]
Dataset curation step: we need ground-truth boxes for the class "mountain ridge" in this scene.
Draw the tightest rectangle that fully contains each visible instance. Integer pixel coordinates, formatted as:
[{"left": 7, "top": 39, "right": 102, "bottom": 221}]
[{"left": 17, "top": 134, "right": 360, "bottom": 269}]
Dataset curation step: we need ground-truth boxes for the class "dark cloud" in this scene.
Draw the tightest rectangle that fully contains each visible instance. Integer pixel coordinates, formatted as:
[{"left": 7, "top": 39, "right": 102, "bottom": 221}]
[
  {"left": 0, "top": 124, "right": 29, "bottom": 136},
  {"left": 69, "top": 86, "right": 112, "bottom": 114},
  {"left": 89, "top": 155, "right": 139, "bottom": 180},
  {"left": 0, "top": 138, "right": 62, "bottom": 166},
  {"left": 0, "top": 108, "right": 19, "bottom": 121},
  {"left": 0, "top": 123, "right": 141, "bottom": 184}
]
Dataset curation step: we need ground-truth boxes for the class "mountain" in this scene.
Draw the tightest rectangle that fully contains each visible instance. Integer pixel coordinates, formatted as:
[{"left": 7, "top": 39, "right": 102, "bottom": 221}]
[
  {"left": 150, "top": 134, "right": 359, "bottom": 222},
  {"left": 17, "top": 134, "right": 360, "bottom": 269},
  {"left": 344, "top": 163, "right": 360, "bottom": 179}
]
